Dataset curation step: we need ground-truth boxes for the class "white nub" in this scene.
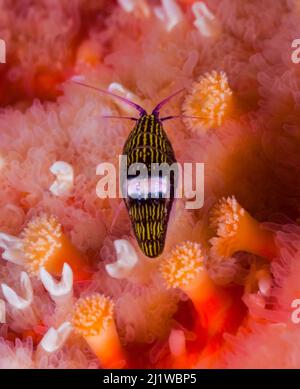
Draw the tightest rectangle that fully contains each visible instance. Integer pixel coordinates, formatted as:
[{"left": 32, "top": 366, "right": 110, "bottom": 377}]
[
  {"left": 49, "top": 161, "right": 74, "bottom": 197},
  {"left": 154, "top": 0, "right": 183, "bottom": 32},
  {"left": 108, "top": 82, "right": 141, "bottom": 113},
  {"left": 169, "top": 329, "right": 186, "bottom": 357},
  {"left": 39, "top": 322, "right": 73, "bottom": 353},
  {"left": 118, "top": 0, "right": 150, "bottom": 16},
  {"left": 1, "top": 272, "right": 33, "bottom": 310},
  {"left": 257, "top": 270, "right": 272, "bottom": 296},
  {"left": 106, "top": 239, "right": 138, "bottom": 279},
  {"left": 40, "top": 263, "right": 73, "bottom": 299},
  {"left": 192, "top": 2, "right": 221, "bottom": 37},
  {"left": 0, "top": 232, "right": 24, "bottom": 265}
]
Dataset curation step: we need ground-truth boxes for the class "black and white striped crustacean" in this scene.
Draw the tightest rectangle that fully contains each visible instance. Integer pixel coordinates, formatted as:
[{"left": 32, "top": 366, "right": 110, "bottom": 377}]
[
  {"left": 73, "top": 81, "right": 195, "bottom": 258},
  {"left": 123, "top": 111, "right": 177, "bottom": 258}
]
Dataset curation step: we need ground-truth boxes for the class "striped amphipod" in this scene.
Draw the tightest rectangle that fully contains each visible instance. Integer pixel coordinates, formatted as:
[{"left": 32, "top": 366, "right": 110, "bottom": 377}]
[{"left": 74, "top": 81, "right": 195, "bottom": 258}]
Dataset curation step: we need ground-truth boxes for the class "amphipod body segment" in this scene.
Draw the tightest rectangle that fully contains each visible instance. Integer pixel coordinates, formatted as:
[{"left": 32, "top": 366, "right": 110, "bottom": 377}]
[
  {"left": 72, "top": 81, "right": 186, "bottom": 258},
  {"left": 123, "top": 113, "right": 177, "bottom": 258}
]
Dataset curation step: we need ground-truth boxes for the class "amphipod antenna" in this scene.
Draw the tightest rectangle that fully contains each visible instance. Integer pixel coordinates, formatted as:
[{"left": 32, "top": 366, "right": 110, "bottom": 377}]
[
  {"left": 160, "top": 115, "right": 207, "bottom": 122},
  {"left": 71, "top": 80, "right": 147, "bottom": 116},
  {"left": 151, "top": 88, "right": 185, "bottom": 117},
  {"left": 101, "top": 115, "right": 138, "bottom": 121}
]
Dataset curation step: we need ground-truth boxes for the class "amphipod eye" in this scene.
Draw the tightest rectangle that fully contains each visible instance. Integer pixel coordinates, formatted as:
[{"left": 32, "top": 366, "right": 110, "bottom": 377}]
[{"left": 123, "top": 114, "right": 177, "bottom": 259}]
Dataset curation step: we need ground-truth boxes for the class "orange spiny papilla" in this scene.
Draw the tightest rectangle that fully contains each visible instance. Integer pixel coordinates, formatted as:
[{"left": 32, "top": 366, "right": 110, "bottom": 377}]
[
  {"left": 209, "top": 196, "right": 278, "bottom": 261},
  {"left": 21, "top": 215, "right": 90, "bottom": 281},
  {"left": 182, "top": 70, "right": 234, "bottom": 134},
  {"left": 160, "top": 241, "right": 242, "bottom": 344},
  {"left": 72, "top": 294, "right": 126, "bottom": 369}
]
